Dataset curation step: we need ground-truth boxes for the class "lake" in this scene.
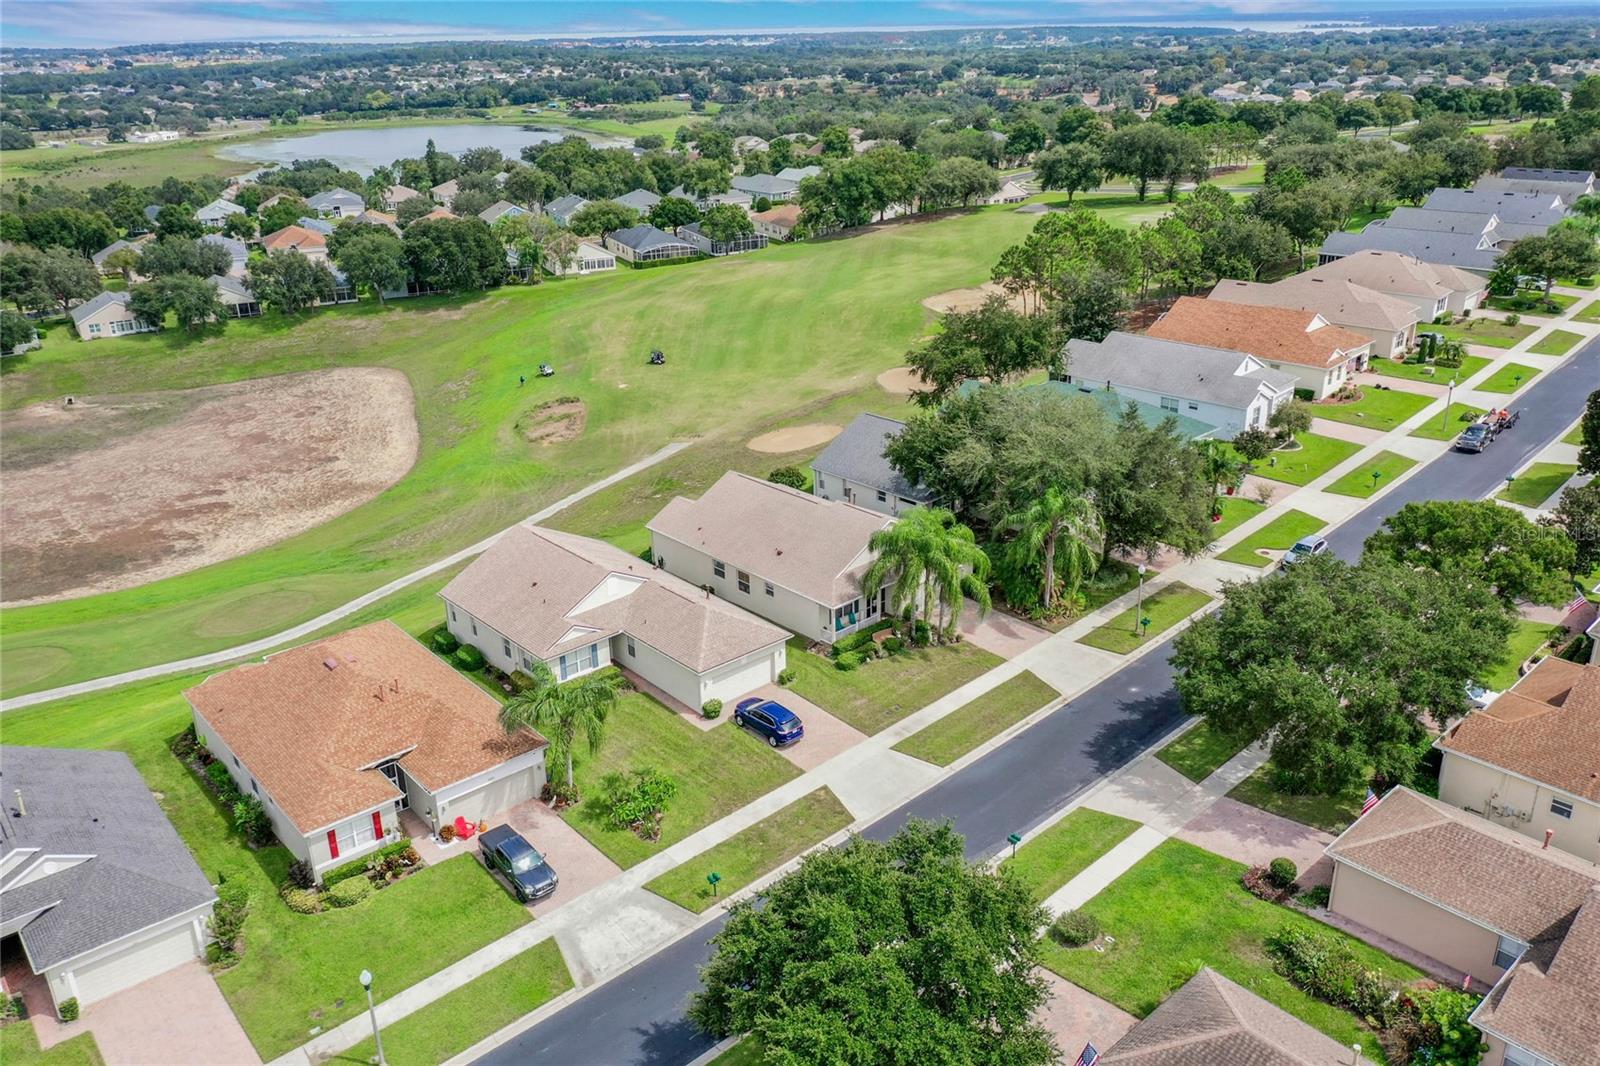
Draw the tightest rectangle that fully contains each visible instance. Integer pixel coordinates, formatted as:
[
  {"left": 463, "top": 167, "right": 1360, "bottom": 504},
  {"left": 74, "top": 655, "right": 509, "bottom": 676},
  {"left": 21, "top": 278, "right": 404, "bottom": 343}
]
[{"left": 217, "top": 123, "right": 626, "bottom": 174}]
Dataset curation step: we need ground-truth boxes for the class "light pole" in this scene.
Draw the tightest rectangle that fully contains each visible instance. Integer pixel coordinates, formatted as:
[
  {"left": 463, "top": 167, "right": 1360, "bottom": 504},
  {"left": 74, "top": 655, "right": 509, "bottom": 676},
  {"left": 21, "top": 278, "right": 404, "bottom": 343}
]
[
  {"left": 1441, "top": 380, "right": 1454, "bottom": 433},
  {"left": 360, "top": 970, "right": 387, "bottom": 1066},
  {"left": 1132, "top": 563, "right": 1147, "bottom": 635}
]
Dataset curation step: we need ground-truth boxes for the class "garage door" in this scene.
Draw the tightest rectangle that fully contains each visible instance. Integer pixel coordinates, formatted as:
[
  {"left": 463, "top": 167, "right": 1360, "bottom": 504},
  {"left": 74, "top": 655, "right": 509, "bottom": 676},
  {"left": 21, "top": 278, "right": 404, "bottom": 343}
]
[
  {"left": 442, "top": 763, "right": 544, "bottom": 826},
  {"left": 704, "top": 651, "right": 780, "bottom": 706},
  {"left": 69, "top": 921, "right": 199, "bottom": 1005}
]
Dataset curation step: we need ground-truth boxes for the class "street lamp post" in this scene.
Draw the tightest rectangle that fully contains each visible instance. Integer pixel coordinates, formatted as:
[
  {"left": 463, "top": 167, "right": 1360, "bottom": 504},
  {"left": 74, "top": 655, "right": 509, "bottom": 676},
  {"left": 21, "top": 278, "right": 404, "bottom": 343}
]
[
  {"left": 359, "top": 970, "right": 387, "bottom": 1066},
  {"left": 1133, "top": 563, "right": 1147, "bottom": 635},
  {"left": 1441, "top": 380, "right": 1454, "bottom": 433}
]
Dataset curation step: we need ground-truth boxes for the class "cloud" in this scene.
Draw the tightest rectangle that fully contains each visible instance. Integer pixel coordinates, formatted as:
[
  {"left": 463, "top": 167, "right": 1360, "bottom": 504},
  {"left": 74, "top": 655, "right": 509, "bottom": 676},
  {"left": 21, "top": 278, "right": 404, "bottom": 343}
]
[{"left": 1, "top": 1, "right": 517, "bottom": 46}]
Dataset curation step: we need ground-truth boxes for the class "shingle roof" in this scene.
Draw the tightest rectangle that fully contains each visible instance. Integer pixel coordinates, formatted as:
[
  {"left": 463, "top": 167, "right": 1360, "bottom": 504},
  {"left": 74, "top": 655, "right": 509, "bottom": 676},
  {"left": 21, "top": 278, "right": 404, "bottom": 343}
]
[
  {"left": 751, "top": 204, "right": 802, "bottom": 227},
  {"left": 196, "top": 197, "right": 244, "bottom": 218},
  {"left": 648, "top": 472, "right": 891, "bottom": 606},
  {"left": 775, "top": 166, "right": 822, "bottom": 182},
  {"left": 1100, "top": 967, "right": 1354, "bottom": 1065},
  {"left": 199, "top": 232, "right": 247, "bottom": 261},
  {"left": 384, "top": 184, "right": 420, "bottom": 203},
  {"left": 69, "top": 290, "right": 130, "bottom": 325},
  {"left": 1474, "top": 175, "right": 1592, "bottom": 204},
  {"left": 1376, "top": 207, "right": 1499, "bottom": 237},
  {"left": 612, "top": 188, "right": 662, "bottom": 213},
  {"left": 1423, "top": 188, "right": 1569, "bottom": 228},
  {"left": 477, "top": 200, "right": 525, "bottom": 223},
  {"left": 1500, "top": 167, "right": 1595, "bottom": 185},
  {"left": 207, "top": 274, "right": 254, "bottom": 301},
  {"left": 0, "top": 747, "right": 216, "bottom": 970},
  {"left": 1063, "top": 331, "right": 1296, "bottom": 409},
  {"left": 441, "top": 525, "right": 786, "bottom": 672},
  {"left": 261, "top": 224, "right": 327, "bottom": 254},
  {"left": 811, "top": 413, "right": 932, "bottom": 503},
  {"left": 1438, "top": 656, "right": 1600, "bottom": 803},
  {"left": 1147, "top": 297, "right": 1370, "bottom": 370},
  {"left": 607, "top": 224, "right": 691, "bottom": 252},
  {"left": 1302, "top": 250, "right": 1484, "bottom": 300},
  {"left": 730, "top": 174, "right": 800, "bottom": 197},
  {"left": 430, "top": 179, "right": 459, "bottom": 199},
  {"left": 91, "top": 238, "right": 140, "bottom": 267},
  {"left": 306, "top": 188, "right": 363, "bottom": 210},
  {"left": 1325, "top": 787, "right": 1600, "bottom": 945},
  {"left": 1320, "top": 228, "right": 1500, "bottom": 271},
  {"left": 544, "top": 194, "right": 588, "bottom": 219},
  {"left": 185, "top": 621, "right": 544, "bottom": 835},
  {"left": 1471, "top": 886, "right": 1600, "bottom": 1066},
  {"left": 1209, "top": 276, "right": 1419, "bottom": 333},
  {"left": 295, "top": 215, "right": 336, "bottom": 235}
]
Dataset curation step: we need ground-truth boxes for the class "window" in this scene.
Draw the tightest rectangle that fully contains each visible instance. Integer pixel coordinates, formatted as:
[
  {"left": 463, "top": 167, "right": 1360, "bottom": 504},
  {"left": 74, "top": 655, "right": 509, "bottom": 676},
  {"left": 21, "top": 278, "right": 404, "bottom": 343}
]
[
  {"left": 559, "top": 642, "right": 599, "bottom": 680},
  {"left": 1493, "top": 934, "right": 1526, "bottom": 970},
  {"left": 713, "top": 560, "right": 726, "bottom": 578},
  {"left": 233, "top": 755, "right": 240, "bottom": 768},
  {"left": 334, "top": 814, "right": 378, "bottom": 857},
  {"left": 737, "top": 570, "right": 750, "bottom": 594},
  {"left": 470, "top": 619, "right": 477, "bottom": 636},
  {"left": 88, "top": 323, "right": 102, "bottom": 335},
  {"left": 876, "top": 489, "right": 888, "bottom": 502},
  {"left": 250, "top": 779, "right": 258, "bottom": 795},
  {"left": 1186, "top": 402, "right": 1199, "bottom": 411},
  {"left": 627, "top": 636, "right": 636, "bottom": 657},
  {"left": 1504, "top": 1044, "right": 1557, "bottom": 1066},
  {"left": 1159, "top": 396, "right": 1179, "bottom": 413},
  {"left": 1551, "top": 797, "right": 1575, "bottom": 819},
  {"left": 521, "top": 653, "right": 534, "bottom": 671},
  {"left": 764, "top": 581, "right": 774, "bottom": 597},
  {"left": 503, "top": 638, "right": 512, "bottom": 658},
  {"left": 449, "top": 606, "right": 456, "bottom": 622}
]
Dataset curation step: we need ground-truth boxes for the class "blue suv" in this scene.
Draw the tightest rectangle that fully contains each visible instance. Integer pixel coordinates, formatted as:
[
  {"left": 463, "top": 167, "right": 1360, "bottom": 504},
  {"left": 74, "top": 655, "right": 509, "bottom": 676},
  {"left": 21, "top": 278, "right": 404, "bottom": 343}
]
[{"left": 734, "top": 698, "right": 805, "bottom": 747}]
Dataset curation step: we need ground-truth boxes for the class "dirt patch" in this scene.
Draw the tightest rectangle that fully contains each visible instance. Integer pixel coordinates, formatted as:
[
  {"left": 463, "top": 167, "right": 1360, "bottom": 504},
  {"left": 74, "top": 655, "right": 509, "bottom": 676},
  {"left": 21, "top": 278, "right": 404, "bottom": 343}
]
[
  {"left": 1, "top": 368, "right": 419, "bottom": 605},
  {"left": 520, "top": 397, "right": 588, "bottom": 446},
  {"left": 921, "top": 281, "right": 1025, "bottom": 315},
  {"left": 876, "top": 366, "right": 932, "bottom": 396},
  {"left": 747, "top": 423, "right": 842, "bottom": 454}
]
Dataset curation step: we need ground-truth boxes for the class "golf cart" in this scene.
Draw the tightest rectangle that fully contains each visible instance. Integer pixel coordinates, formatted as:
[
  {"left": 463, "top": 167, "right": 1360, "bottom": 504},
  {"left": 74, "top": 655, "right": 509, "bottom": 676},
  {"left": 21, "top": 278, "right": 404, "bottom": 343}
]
[
  {"left": 648, "top": 349, "right": 665, "bottom": 366},
  {"left": 538, "top": 363, "right": 555, "bottom": 378}
]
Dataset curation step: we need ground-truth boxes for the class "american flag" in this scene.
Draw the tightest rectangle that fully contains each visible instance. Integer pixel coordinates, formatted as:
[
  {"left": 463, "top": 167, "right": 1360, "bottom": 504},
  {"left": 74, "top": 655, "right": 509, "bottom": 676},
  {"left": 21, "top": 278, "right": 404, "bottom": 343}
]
[
  {"left": 1563, "top": 579, "right": 1588, "bottom": 615},
  {"left": 1074, "top": 1043, "right": 1100, "bottom": 1066},
  {"left": 1361, "top": 787, "right": 1380, "bottom": 817}
]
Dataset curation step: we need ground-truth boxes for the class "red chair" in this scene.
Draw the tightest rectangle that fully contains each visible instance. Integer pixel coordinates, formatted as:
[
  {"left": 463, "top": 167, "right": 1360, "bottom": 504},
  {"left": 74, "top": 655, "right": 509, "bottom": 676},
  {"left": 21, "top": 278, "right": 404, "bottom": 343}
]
[{"left": 454, "top": 816, "right": 476, "bottom": 840}]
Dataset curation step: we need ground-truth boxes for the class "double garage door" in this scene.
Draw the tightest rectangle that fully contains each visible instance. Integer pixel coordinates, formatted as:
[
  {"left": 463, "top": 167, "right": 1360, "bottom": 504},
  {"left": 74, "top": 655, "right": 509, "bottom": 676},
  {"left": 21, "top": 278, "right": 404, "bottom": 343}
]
[
  {"left": 66, "top": 920, "right": 201, "bottom": 1005},
  {"left": 439, "top": 762, "right": 546, "bottom": 828}
]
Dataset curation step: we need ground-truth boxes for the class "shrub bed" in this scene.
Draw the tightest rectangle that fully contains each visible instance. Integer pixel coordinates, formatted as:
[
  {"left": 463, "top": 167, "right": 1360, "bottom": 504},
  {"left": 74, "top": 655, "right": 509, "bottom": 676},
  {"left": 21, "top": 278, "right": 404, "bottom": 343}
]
[{"left": 1048, "top": 910, "right": 1101, "bottom": 947}]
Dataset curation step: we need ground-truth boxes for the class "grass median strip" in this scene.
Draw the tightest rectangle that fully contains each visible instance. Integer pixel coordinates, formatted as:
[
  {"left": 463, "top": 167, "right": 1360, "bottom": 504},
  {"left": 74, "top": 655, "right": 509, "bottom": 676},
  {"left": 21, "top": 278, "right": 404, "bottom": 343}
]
[
  {"left": 1530, "top": 329, "right": 1584, "bottom": 356},
  {"left": 1498, "top": 462, "right": 1576, "bottom": 508},
  {"left": 329, "top": 939, "right": 573, "bottom": 1066},
  {"left": 1001, "top": 808, "right": 1141, "bottom": 902},
  {"left": 1324, "top": 451, "right": 1417, "bottom": 498},
  {"left": 1216, "top": 510, "right": 1325, "bottom": 569},
  {"left": 1408, "top": 401, "right": 1487, "bottom": 440},
  {"left": 1229, "top": 433, "right": 1361, "bottom": 486},
  {"left": 892, "top": 671, "right": 1060, "bottom": 766},
  {"left": 1575, "top": 299, "right": 1600, "bottom": 323},
  {"left": 643, "top": 787, "right": 853, "bottom": 912},
  {"left": 1477, "top": 362, "right": 1541, "bottom": 394},
  {"left": 1155, "top": 720, "right": 1251, "bottom": 783},
  {"left": 1076, "top": 582, "right": 1212, "bottom": 655}
]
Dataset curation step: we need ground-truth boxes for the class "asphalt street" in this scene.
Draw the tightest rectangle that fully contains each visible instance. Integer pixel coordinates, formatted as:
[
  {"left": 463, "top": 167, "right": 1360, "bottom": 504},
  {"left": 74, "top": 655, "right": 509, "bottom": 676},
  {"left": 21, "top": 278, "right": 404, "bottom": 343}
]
[{"left": 477, "top": 334, "right": 1600, "bottom": 1066}]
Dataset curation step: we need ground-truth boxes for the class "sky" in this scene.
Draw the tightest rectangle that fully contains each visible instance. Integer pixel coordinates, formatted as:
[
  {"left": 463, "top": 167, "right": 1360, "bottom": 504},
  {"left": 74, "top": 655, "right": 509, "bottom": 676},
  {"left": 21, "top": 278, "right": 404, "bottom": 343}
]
[{"left": 0, "top": 0, "right": 1539, "bottom": 51}]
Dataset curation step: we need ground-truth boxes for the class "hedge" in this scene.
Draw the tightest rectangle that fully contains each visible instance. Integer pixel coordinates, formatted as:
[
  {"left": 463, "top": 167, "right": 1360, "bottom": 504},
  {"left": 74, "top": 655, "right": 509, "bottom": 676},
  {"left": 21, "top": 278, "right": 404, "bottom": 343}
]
[
  {"left": 322, "top": 839, "right": 413, "bottom": 888},
  {"left": 830, "top": 620, "right": 893, "bottom": 658}
]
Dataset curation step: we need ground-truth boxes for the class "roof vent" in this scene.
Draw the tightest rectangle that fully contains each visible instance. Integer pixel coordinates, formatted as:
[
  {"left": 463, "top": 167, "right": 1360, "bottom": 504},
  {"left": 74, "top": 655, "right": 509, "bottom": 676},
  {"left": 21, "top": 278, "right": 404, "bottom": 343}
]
[{"left": 323, "top": 657, "right": 338, "bottom": 671}]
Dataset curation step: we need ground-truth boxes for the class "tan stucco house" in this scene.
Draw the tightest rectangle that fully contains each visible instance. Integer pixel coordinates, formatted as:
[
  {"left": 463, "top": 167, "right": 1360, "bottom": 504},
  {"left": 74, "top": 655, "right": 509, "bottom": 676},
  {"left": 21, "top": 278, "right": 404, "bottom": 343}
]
[
  {"left": 1209, "top": 275, "right": 1422, "bottom": 361},
  {"left": 185, "top": 621, "right": 546, "bottom": 880},
  {"left": 70, "top": 291, "right": 157, "bottom": 341}
]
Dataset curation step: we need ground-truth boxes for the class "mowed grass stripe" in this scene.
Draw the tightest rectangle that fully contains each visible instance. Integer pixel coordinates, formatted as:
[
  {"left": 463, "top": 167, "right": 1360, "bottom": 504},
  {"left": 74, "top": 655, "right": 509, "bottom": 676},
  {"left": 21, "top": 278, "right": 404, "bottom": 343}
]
[
  {"left": 1001, "top": 808, "right": 1141, "bottom": 902},
  {"left": 1077, "top": 582, "right": 1212, "bottom": 655},
  {"left": 643, "top": 787, "right": 853, "bottom": 912},
  {"left": 1324, "top": 451, "right": 1417, "bottom": 498},
  {"left": 893, "top": 670, "right": 1060, "bottom": 766}
]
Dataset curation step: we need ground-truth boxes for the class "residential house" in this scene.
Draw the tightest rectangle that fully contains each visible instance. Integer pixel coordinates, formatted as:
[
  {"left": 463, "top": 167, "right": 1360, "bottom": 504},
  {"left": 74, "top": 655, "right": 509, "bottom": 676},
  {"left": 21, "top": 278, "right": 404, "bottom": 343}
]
[
  {"left": 90, "top": 238, "right": 144, "bottom": 277},
  {"left": 730, "top": 174, "right": 800, "bottom": 203},
  {"left": 478, "top": 200, "right": 529, "bottom": 225},
  {"left": 185, "top": 620, "right": 547, "bottom": 878},
  {"left": 733, "top": 135, "right": 770, "bottom": 155},
  {"left": 255, "top": 193, "right": 291, "bottom": 212},
  {"left": 1325, "top": 787, "right": 1600, "bottom": 1066},
  {"left": 208, "top": 274, "right": 261, "bottom": 318},
  {"left": 811, "top": 413, "right": 934, "bottom": 516},
  {"left": 604, "top": 224, "right": 695, "bottom": 264},
  {"left": 140, "top": 203, "right": 163, "bottom": 230},
  {"left": 70, "top": 291, "right": 156, "bottom": 341},
  {"left": 442, "top": 525, "right": 788, "bottom": 712},
  {"left": 1300, "top": 250, "right": 1487, "bottom": 318},
  {"left": 199, "top": 233, "right": 248, "bottom": 277},
  {"left": 667, "top": 185, "right": 755, "bottom": 212},
  {"left": 542, "top": 194, "right": 590, "bottom": 227},
  {"left": 418, "top": 207, "right": 456, "bottom": 222},
  {"left": 0, "top": 747, "right": 217, "bottom": 1016},
  {"left": 1318, "top": 227, "right": 1502, "bottom": 275},
  {"left": 295, "top": 215, "right": 336, "bottom": 236},
  {"left": 1377, "top": 206, "right": 1552, "bottom": 246},
  {"left": 648, "top": 471, "right": 893, "bottom": 646},
  {"left": 985, "top": 179, "right": 1029, "bottom": 205},
  {"left": 383, "top": 184, "right": 421, "bottom": 212},
  {"left": 349, "top": 209, "right": 401, "bottom": 235},
  {"left": 1147, "top": 296, "right": 1372, "bottom": 399},
  {"left": 675, "top": 222, "right": 767, "bottom": 257},
  {"left": 1098, "top": 968, "right": 1356, "bottom": 1065},
  {"left": 1209, "top": 275, "right": 1421, "bottom": 359},
  {"left": 261, "top": 224, "right": 329, "bottom": 262},
  {"left": 775, "top": 165, "right": 822, "bottom": 183},
  {"left": 430, "top": 179, "right": 459, "bottom": 209},
  {"left": 1498, "top": 167, "right": 1594, "bottom": 193},
  {"left": 1475, "top": 170, "right": 1594, "bottom": 206},
  {"left": 613, "top": 188, "right": 662, "bottom": 214},
  {"left": 194, "top": 197, "right": 245, "bottom": 228},
  {"left": 306, "top": 188, "right": 365, "bottom": 218},
  {"left": 1057, "top": 331, "right": 1295, "bottom": 439},
  {"left": 1435, "top": 656, "right": 1600, "bottom": 865},
  {"left": 1423, "top": 187, "right": 1569, "bottom": 232},
  {"left": 543, "top": 240, "right": 616, "bottom": 277},
  {"left": 751, "top": 204, "right": 803, "bottom": 241}
]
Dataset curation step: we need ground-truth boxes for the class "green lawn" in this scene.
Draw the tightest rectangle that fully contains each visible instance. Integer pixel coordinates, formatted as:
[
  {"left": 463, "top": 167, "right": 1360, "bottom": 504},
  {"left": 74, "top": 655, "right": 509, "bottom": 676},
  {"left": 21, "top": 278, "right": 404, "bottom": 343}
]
[
  {"left": 1001, "top": 808, "right": 1141, "bottom": 902},
  {"left": 1323, "top": 451, "right": 1418, "bottom": 498},
  {"left": 1216, "top": 510, "right": 1325, "bottom": 569},
  {"left": 643, "top": 788, "right": 853, "bottom": 912},
  {"left": 1234, "top": 433, "right": 1362, "bottom": 486},
  {"left": 892, "top": 671, "right": 1060, "bottom": 766},
  {"left": 1577, "top": 300, "right": 1600, "bottom": 324},
  {"left": 562, "top": 686, "right": 801, "bottom": 869},
  {"left": 1484, "top": 292, "right": 1579, "bottom": 314},
  {"left": 0, "top": 1026, "right": 105, "bottom": 1066},
  {"left": 1429, "top": 318, "right": 1536, "bottom": 349},
  {"left": 1408, "top": 401, "right": 1488, "bottom": 440},
  {"left": 1560, "top": 276, "right": 1598, "bottom": 289},
  {"left": 1311, "top": 387, "right": 1432, "bottom": 431},
  {"left": 1227, "top": 763, "right": 1367, "bottom": 835},
  {"left": 783, "top": 637, "right": 1002, "bottom": 734},
  {"left": 1156, "top": 721, "right": 1252, "bottom": 783},
  {"left": 710, "top": 1038, "right": 768, "bottom": 1065},
  {"left": 1210, "top": 496, "right": 1264, "bottom": 539},
  {"left": 1563, "top": 422, "right": 1585, "bottom": 446},
  {"left": 0, "top": 201, "right": 1061, "bottom": 700},
  {"left": 329, "top": 939, "right": 572, "bottom": 1066},
  {"left": 1077, "top": 582, "right": 1212, "bottom": 655},
  {"left": 1482, "top": 620, "right": 1561, "bottom": 692},
  {"left": 1476, "top": 362, "right": 1541, "bottom": 394},
  {"left": 1530, "top": 330, "right": 1585, "bottom": 356},
  {"left": 1038, "top": 840, "right": 1422, "bottom": 1062},
  {"left": 1498, "top": 462, "right": 1576, "bottom": 508},
  {"left": 1368, "top": 353, "right": 1489, "bottom": 385}
]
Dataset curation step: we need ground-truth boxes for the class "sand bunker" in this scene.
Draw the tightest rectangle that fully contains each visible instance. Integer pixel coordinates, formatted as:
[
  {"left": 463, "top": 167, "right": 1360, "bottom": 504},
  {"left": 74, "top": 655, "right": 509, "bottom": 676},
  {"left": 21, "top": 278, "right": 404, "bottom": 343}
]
[
  {"left": 521, "top": 398, "right": 587, "bottom": 445},
  {"left": 1, "top": 367, "right": 418, "bottom": 605},
  {"left": 920, "top": 281, "right": 1026, "bottom": 315},
  {"left": 747, "top": 423, "right": 842, "bottom": 454},
  {"left": 876, "top": 367, "right": 932, "bottom": 396}
]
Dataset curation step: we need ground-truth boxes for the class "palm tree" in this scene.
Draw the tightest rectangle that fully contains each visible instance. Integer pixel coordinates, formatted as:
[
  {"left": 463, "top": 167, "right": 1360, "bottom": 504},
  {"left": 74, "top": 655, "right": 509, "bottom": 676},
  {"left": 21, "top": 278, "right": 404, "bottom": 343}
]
[
  {"left": 862, "top": 507, "right": 992, "bottom": 641},
  {"left": 499, "top": 663, "right": 621, "bottom": 791},
  {"left": 1002, "top": 488, "right": 1102, "bottom": 611}
]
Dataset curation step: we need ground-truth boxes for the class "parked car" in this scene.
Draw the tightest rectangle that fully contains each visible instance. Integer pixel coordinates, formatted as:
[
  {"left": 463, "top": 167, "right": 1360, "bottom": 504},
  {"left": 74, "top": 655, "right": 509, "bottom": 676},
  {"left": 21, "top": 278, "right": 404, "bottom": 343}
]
[
  {"left": 1464, "top": 681, "right": 1500, "bottom": 710},
  {"left": 1280, "top": 534, "right": 1329, "bottom": 568},
  {"left": 1454, "top": 421, "right": 1492, "bottom": 453},
  {"left": 734, "top": 697, "right": 805, "bottom": 747},
  {"left": 478, "top": 824, "right": 559, "bottom": 902}
]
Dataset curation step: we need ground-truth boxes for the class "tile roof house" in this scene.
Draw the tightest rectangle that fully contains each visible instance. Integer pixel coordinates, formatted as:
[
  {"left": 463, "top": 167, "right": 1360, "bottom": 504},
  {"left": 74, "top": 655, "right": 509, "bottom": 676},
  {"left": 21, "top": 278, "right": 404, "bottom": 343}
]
[
  {"left": 1098, "top": 967, "right": 1355, "bottom": 1065},
  {"left": 305, "top": 187, "right": 365, "bottom": 218},
  {"left": 1058, "top": 331, "right": 1295, "bottom": 440},
  {"left": 811, "top": 413, "right": 934, "bottom": 517},
  {"left": 441, "top": 525, "right": 787, "bottom": 713},
  {"left": 1209, "top": 275, "right": 1421, "bottom": 360},
  {"left": 0, "top": 747, "right": 217, "bottom": 1015},
  {"left": 261, "top": 224, "right": 329, "bottom": 261},
  {"left": 1147, "top": 296, "right": 1373, "bottom": 399},
  {"left": 604, "top": 223, "right": 695, "bottom": 264},
  {"left": 70, "top": 291, "right": 157, "bottom": 341},
  {"left": 542, "top": 193, "right": 590, "bottom": 227},
  {"left": 1319, "top": 227, "right": 1501, "bottom": 275},
  {"left": 1435, "top": 655, "right": 1600, "bottom": 864},
  {"left": 648, "top": 471, "right": 893, "bottom": 645},
  {"left": 1299, "top": 250, "right": 1487, "bottom": 318},
  {"left": 185, "top": 621, "right": 547, "bottom": 879}
]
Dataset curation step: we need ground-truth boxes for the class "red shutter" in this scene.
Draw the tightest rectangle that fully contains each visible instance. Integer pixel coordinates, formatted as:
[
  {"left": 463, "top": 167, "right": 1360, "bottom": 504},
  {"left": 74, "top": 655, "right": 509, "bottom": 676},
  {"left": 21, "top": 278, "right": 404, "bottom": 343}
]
[
  {"left": 372, "top": 811, "right": 384, "bottom": 839},
  {"left": 327, "top": 829, "right": 339, "bottom": 859}
]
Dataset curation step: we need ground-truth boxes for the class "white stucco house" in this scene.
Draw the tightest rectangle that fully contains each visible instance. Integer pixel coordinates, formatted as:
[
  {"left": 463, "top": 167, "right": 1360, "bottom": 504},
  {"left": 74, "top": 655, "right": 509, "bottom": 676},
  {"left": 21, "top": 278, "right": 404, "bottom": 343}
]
[
  {"left": 811, "top": 412, "right": 934, "bottom": 516},
  {"left": 194, "top": 197, "right": 245, "bottom": 228},
  {"left": 70, "top": 291, "right": 157, "bottom": 341},
  {"left": 306, "top": 187, "right": 365, "bottom": 218},
  {"left": 543, "top": 241, "right": 616, "bottom": 276}
]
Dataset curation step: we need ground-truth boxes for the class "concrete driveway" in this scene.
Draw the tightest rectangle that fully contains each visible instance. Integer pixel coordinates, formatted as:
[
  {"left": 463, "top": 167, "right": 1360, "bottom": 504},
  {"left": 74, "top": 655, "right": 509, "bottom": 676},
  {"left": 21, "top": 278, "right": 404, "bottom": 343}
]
[
  {"left": 1178, "top": 797, "right": 1336, "bottom": 887},
  {"left": 957, "top": 602, "right": 1051, "bottom": 657},
  {"left": 739, "top": 684, "right": 866, "bottom": 772}
]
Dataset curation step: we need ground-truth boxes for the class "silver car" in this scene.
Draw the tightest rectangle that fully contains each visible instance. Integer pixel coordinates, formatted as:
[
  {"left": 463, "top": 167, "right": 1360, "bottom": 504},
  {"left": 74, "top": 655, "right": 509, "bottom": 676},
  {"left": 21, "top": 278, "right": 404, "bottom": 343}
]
[{"left": 1280, "top": 535, "right": 1329, "bottom": 568}]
